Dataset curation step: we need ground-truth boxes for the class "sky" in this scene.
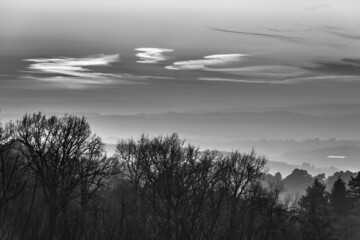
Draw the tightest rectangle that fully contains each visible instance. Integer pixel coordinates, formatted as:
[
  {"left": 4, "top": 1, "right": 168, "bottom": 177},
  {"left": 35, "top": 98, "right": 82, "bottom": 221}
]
[
  {"left": 0, "top": 0, "right": 359, "bottom": 114},
  {"left": 0, "top": 0, "right": 360, "bottom": 131},
  {"left": 2, "top": 0, "right": 360, "bottom": 172}
]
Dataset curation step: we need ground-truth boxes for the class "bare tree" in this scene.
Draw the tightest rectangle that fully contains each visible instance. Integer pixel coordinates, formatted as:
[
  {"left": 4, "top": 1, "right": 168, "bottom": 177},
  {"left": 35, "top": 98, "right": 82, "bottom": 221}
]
[
  {"left": 114, "top": 134, "right": 269, "bottom": 240},
  {"left": 116, "top": 134, "right": 223, "bottom": 240},
  {"left": 11, "top": 113, "right": 114, "bottom": 240},
  {"left": 0, "top": 123, "right": 27, "bottom": 239},
  {"left": 217, "top": 150, "right": 267, "bottom": 240}
]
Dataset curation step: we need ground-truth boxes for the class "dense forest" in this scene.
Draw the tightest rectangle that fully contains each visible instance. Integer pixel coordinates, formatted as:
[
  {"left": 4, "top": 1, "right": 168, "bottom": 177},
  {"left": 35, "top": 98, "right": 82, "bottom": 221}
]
[{"left": 0, "top": 113, "right": 359, "bottom": 240}]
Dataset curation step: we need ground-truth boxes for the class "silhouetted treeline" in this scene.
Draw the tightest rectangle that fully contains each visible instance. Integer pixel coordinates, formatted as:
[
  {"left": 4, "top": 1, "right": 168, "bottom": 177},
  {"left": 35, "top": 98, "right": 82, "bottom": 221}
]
[
  {"left": 0, "top": 113, "right": 359, "bottom": 240},
  {"left": 281, "top": 168, "right": 358, "bottom": 199}
]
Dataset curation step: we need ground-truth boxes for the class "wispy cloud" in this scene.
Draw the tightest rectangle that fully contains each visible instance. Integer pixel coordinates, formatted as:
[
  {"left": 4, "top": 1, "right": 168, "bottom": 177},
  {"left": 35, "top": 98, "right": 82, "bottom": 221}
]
[
  {"left": 22, "top": 75, "right": 120, "bottom": 89},
  {"left": 21, "top": 72, "right": 165, "bottom": 90},
  {"left": 25, "top": 54, "right": 120, "bottom": 78},
  {"left": 135, "top": 48, "right": 173, "bottom": 64},
  {"left": 284, "top": 75, "right": 359, "bottom": 84},
  {"left": 305, "top": 4, "right": 331, "bottom": 11},
  {"left": 22, "top": 53, "right": 185, "bottom": 89},
  {"left": 262, "top": 27, "right": 302, "bottom": 33},
  {"left": 343, "top": 59, "right": 360, "bottom": 66},
  {"left": 267, "top": 25, "right": 357, "bottom": 42},
  {"left": 198, "top": 75, "right": 359, "bottom": 85},
  {"left": 204, "top": 65, "right": 305, "bottom": 78},
  {"left": 208, "top": 27, "right": 308, "bottom": 45},
  {"left": 326, "top": 31, "right": 360, "bottom": 41},
  {"left": 198, "top": 77, "right": 272, "bottom": 84},
  {"left": 23, "top": 54, "right": 124, "bottom": 89},
  {"left": 259, "top": 25, "right": 350, "bottom": 48},
  {"left": 165, "top": 54, "right": 246, "bottom": 70},
  {"left": 305, "top": 60, "right": 360, "bottom": 75},
  {"left": 166, "top": 54, "right": 309, "bottom": 82}
]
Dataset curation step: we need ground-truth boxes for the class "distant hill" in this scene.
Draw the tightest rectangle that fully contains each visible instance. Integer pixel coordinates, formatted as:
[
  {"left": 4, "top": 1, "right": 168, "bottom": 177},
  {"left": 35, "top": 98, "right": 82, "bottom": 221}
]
[
  {"left": 188, "top": 104, "right": 360, "bottom": 116},
  {"left": 266, "top": 160, "right": 338, "bottom": 178},
  {"left": 3, "top": 105, "right": 360, "bottom": 143},
  {"left": 3, "top": 107, "right": 360, "bottom": 174},
  {"left": 277, "top": 145, "right": 360, "bottom": 170},
  {"left": 83, "top": 111, "right": 360, "bottom": 144},
  {"left": 105, "top": 142, "right": 339, "bottom": 178}
]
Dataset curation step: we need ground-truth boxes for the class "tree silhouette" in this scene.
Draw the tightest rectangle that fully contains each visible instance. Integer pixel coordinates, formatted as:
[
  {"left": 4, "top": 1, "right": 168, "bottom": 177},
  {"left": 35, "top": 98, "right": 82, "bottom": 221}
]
[
  {"left": 116, "top": 134, "right": 228, "bottom": 240},
  {"left": 330, "top": 177, "right": 349, "bottom": 216},
  {"left": 115, "top": 134, "right": 273, "bottom": 240},
  {"left": 0, "top": 124, "right": 27, "bottom": 239},
  {"left": 11, "top": 113, "right": 114, "bottom": 240},
  {"left": 348, "top": 172, "right": 360, "bottom": 205},
  {"left": 298, "top": 179, "right": 335, "bottom": 240},
  {"left": 283, "top": 169, "right": 314, "bottom": 198},
  {"left": 3, "top": 113, "right": 360, "bottom": 240},
  {"left": 0, "top": 126, "right": 26, "bottom": 213}
]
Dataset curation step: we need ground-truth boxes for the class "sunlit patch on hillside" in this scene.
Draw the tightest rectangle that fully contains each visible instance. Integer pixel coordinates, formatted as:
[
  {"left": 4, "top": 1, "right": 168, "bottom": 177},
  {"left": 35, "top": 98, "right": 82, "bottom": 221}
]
[{"left": 327, "top": 155, "right": 346, "bottom": 159}]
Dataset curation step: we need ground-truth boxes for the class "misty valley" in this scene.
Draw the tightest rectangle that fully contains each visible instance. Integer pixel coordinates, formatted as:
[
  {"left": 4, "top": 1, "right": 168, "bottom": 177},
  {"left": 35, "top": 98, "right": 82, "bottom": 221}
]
[
  {"left": 1, "top": 0, "right": 360, "bottom": 239},
  {"left": 0, "top": 113, "right": 359, "bottom": 240}
]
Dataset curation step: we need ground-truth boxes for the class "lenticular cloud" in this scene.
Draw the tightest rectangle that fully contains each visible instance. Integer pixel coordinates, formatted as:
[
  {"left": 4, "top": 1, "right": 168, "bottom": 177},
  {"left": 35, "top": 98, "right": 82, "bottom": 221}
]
[
  {"left": 25, "top": 54, "right": 120, "bottom": 78},
  {"left": 23, "top": 54, "right": 121, "bottom": 89},
  {"left": 165, "top": 54, "right": 246, "bottom": 70},
  {"left": 135, "top": 48, "right": 174, "bottom": 64}
]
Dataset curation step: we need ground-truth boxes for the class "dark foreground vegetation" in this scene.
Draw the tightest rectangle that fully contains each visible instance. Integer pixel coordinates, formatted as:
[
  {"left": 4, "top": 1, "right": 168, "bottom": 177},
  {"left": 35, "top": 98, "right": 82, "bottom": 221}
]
[{"left": 0, "top": 113, "right": 359, "bottom": 240}]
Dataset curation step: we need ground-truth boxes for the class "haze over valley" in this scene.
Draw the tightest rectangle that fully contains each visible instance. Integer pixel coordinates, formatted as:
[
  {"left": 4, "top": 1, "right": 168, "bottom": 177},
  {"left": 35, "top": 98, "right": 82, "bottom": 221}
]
[{"left": 1, "top": 0, "right": 360, "bottom": 176}]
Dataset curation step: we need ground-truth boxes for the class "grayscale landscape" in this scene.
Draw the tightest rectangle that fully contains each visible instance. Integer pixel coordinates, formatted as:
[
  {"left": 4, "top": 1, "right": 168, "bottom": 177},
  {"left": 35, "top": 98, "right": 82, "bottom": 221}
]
[{"left": 1, "top": 0, "right": 359, "bottom": 239}]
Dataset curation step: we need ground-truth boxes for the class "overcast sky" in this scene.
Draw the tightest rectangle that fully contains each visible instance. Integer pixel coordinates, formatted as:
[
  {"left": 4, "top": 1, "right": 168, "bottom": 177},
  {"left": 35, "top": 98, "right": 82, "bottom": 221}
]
[{"left": 1, "top": 0, "right": 360, "bottom": 114}]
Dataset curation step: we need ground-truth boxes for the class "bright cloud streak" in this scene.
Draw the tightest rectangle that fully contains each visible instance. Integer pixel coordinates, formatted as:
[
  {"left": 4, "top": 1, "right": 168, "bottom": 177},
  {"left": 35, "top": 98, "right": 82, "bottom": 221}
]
[
  {"left": 165, "top": 54, "right": 246, "bottom": 70},
  {"left": 23, "top": 54, "right": 122, "bottom": 88},
  {"left": 25, "top": 54, "right": 120, "bottom": 78},
  {"left": 135, "top": 48, "right": 174, "bottom": 64}
]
